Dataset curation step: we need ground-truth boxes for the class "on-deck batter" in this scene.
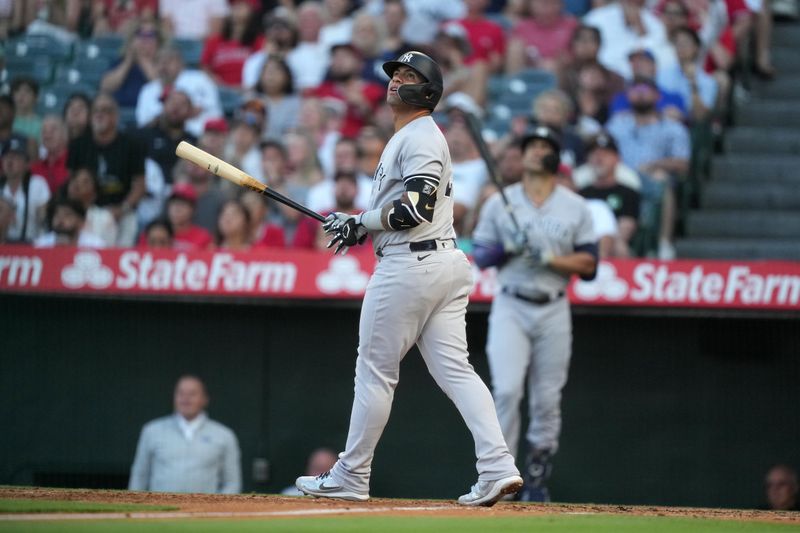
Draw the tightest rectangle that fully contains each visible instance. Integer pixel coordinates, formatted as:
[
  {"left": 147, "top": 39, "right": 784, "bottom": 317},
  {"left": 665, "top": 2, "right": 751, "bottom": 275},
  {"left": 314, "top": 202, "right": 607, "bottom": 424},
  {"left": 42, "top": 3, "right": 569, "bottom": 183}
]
[
  {"left": 472, "top": 127, "right": 598, "bottom": 502},
  {"left": 295, "top": 51, "right": 522, "bottom": 507}
]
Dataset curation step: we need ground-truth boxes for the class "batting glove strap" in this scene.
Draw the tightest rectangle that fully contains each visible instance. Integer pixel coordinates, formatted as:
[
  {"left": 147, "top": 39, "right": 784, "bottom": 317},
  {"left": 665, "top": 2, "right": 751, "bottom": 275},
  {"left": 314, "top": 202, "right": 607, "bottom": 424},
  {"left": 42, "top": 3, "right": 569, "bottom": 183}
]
[{"left": 325, "top": 214, "right": 368, "bottom": 255}]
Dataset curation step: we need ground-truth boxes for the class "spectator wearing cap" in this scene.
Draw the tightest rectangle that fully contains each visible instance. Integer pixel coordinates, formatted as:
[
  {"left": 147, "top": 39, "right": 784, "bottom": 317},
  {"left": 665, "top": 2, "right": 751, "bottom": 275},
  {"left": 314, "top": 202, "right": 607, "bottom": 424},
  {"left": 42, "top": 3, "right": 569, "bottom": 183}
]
[
  {"left": 201, "top": 0, "right": 265, "bottom": 87},
  {"left": 0, "top": 95, "right": 35, "bottom": 161},
  {"left": 10, "top": 77, "right": 42, "bottom": 143},
  {"left": 66, "top": 167, "right": 118, "bottom": 247},
  {"left": 136, "top": 45, "right": 223, "bottom": 138},
  {"left": 240, "top": 190, "right": 286, "bottom": 248},
  {"left": 505, "top": 0, "right": 579, "bottom": 74},
  {"left": 306, "top": 43, "right": 384, "bottom": 138},
  {"left": 251, "top": 56, "right": 301, "bottom": 140},
  {"left": 68, "top": 93, "right": 146, "bottom": 247},
  {"left": 100, "top": 20, "right": 163, "bottom": 108},
  {"left": 160, "top": 0, "right": 229, "bottom": 40},
  {"left": 453, "top": 0, "right": 507, "bottom": 73},
  {"left": 606, "top": 77, "right": 690, "bottom": 260},
  {"left": 0, "top": 138, "right": 51, "bottom": 244},
  {"left": 241, "top": 11, "right": 301, "bottom": 90},
  {"left": 224, "top": 99, "right": 266, "bottom": 186},
  {"left": 34, "top": 197, "right": 106, "bottom": 248},
  {"left": 31, "top": 115, "right": 70, "bottom": 195},
  {"left": 200, "top": 118, "right": 229, "bottom": 159},
  {"left": 163, "top": 182, "right": 213, "bottom": 251},
  {"left": 319, "top": 0, "right": 355, "bottom": 50},
  {"left": 583, "top": 0, "right": 675, "bottom": 79},
  {"left": 658, "top": 26, "right": 718, "bottom": 123},
  {"left": 608, "top": 49, "right": 686, "bottom": 122},
  {"left": 576, "top": 133, "right": 640, "bottom": 257}
]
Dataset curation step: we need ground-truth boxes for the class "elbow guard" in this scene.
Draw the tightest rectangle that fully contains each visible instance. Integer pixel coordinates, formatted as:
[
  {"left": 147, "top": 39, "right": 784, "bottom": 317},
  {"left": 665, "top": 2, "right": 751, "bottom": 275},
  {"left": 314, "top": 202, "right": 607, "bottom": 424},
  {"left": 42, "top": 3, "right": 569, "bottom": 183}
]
[{"left": 385, "top": 176, "right": 439, "bottom": 230}]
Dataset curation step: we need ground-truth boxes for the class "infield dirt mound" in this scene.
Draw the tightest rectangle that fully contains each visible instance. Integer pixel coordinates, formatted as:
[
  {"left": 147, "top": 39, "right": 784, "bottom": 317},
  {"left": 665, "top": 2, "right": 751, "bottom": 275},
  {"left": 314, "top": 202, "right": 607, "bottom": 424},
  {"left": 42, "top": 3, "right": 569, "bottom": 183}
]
[{"left": 2, "top": 486, "right": 798, "bottom": 524}]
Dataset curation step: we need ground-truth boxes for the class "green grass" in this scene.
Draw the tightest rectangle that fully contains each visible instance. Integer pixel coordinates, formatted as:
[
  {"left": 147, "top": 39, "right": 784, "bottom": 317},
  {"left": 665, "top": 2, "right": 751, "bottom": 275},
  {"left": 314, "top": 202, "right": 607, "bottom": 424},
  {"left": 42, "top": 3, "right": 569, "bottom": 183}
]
[
  {"left": 1, "top": 515, "right": 798, "bottom": 532},
  {"left": 0, "top": 499, "right": 176, "bottom": 514}
]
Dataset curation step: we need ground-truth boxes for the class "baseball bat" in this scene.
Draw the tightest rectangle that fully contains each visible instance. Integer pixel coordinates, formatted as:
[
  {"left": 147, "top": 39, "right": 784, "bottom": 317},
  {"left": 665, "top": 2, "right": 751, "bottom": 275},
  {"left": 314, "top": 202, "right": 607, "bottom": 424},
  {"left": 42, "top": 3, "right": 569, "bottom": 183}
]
[
  {"left": 175, "top": 141, "right": 326, "bottom": 223},
  {"left": 462, "top": 112, "right": 522, "bottom": 234}
]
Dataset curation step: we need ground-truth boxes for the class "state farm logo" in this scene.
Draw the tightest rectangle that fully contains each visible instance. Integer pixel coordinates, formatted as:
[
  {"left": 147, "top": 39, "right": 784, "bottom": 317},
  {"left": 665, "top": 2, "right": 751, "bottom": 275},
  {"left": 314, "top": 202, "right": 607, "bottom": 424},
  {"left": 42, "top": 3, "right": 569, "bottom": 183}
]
[
  {"left": 573, "top": 262, "right": 628, "bottom": 301},
  {"left": 61, "top": 251, "right": 114, "bottom": 289},
  {"left": 316, "top": 256, "right": 369, "bottom": 294}
]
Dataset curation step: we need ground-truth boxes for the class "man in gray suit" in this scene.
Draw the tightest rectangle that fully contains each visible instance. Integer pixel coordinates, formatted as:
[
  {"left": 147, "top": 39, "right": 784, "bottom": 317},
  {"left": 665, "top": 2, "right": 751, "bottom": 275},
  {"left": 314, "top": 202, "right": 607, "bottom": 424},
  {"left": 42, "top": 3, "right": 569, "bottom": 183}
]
[{"left": 129, "top": 375, "right": 241, "bottom": 494}]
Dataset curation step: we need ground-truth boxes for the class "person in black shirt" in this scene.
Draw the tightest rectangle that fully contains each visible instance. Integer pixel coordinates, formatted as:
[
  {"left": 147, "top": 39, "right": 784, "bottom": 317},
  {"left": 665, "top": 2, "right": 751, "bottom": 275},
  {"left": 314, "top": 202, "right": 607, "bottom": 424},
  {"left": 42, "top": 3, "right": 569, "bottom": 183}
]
[
  {"left": 68, "top": 93, "right": 145, "bottom": 246},
  {"left": 137, "top": 88, "right": 197, "bottom": 184},
  {"left": 579, "top": 132, "right": 640, "bottom": 257}
]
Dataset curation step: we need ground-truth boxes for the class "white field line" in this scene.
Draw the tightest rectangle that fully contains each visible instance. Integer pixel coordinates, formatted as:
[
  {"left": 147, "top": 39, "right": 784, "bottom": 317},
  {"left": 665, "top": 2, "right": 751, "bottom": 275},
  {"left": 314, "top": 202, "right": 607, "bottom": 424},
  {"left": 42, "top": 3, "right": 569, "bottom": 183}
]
[{"left": 0, "top": 505, "right": 450, "bottom": 522}]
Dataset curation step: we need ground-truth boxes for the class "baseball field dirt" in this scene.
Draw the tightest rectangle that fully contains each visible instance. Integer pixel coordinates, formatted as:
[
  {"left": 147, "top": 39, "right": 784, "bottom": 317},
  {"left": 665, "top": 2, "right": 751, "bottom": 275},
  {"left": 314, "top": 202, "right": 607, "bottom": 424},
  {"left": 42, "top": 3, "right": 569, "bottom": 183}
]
[{"left": 1, "top": 486, "right": 800, "bottom": 532}]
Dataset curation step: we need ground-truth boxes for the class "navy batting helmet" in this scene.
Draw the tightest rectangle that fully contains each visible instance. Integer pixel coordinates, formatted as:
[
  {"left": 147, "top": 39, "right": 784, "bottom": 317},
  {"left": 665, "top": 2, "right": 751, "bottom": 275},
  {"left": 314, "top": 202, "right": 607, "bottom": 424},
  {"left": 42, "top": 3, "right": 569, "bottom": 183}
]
[
  {"left": 382, "top": 51, "right": 443, "bottom": 111},
  {"left": 521, "top": 125, "right": 562, "bottom": 174}
]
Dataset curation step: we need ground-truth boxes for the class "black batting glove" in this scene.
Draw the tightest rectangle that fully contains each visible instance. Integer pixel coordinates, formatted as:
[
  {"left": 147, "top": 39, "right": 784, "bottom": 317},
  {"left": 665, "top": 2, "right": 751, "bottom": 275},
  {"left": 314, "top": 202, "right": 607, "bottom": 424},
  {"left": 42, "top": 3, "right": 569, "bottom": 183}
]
[{"left": 324, "top": 212, "right": 368, "bottom": 255}]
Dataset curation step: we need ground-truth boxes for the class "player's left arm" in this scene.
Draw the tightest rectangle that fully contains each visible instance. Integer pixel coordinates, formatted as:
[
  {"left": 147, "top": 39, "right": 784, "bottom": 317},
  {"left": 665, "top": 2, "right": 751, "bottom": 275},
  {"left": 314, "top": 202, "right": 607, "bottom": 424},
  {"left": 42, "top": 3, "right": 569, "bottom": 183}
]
[{"left": 547, "top": 201, "right": 598, "bottom": 280}]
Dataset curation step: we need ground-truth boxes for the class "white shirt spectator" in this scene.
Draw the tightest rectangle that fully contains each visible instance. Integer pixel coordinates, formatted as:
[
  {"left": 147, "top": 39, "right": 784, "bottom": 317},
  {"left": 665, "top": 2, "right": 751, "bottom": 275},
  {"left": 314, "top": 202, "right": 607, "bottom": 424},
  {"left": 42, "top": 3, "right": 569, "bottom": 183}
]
[
  {"left": 657, "top": 64, "right": 718, "bottom": 111},
  {"left": 136, "top": 70, "right": 223, "bottom": 137},
  {"left": 86, "top": 205, "right": 118, "bottom": 247},
  {"left": 572, "top": 162, "right": 642, "bottom": 191},
  {"left": 305, "top": 174, "right": 374, "bottom": 213},
  {"left": 585, "top": 198, "right": 618, "bottom": 239},
  {"left": 319, "top": 17, "right": 354, "bottom": 50},
  {"left": 243, "top": 46, "right": 331, "bottom": 92},
  {"left": 583, "top": 2, "right": 676, "bottom": 79},
  {"left": 34, "top": 230, "right": 107, "bottom": 248},
  {"left": 401, "top": 0, "right": 466, "bottom": 45},
  {"left": 2, "top": 173, "right": 50, "bottom": 242},
  {"left": 452, "top": 158, "right": 488, "bottom": 211},
  {"left": 159, "top": 0, "right": 229, "bottom": 40}
]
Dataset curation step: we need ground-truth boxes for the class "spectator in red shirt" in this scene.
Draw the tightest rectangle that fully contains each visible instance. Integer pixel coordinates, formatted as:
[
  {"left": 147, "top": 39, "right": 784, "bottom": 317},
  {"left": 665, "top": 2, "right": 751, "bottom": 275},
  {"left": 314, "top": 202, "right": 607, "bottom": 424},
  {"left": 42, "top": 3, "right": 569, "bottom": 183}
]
[
  {"left": 453, "top": 0, "right": 508, "bottom": 73},
  {"left": 241, "top": 190, "right": 286, "bottom": 248},
  {"left": 215, "top": 198, "right": 252, "bottom": 251},
  {"left": 165, "top": 182, "right": 213, "bottom": 251},
  {"left": 31, "top": 116, "right": 70, "bottom": 195},
  {"left": 506, "top": 0, "right": 579, "bottom": 73},
  {"left": 306, "top": 43, "right": 384, "bottom": 138},
  {"left": 201, "top": 0, "right": 265, "bottom": 87},
  {"left": 93, "top": 0, "right": 158, "bottom": 36}
]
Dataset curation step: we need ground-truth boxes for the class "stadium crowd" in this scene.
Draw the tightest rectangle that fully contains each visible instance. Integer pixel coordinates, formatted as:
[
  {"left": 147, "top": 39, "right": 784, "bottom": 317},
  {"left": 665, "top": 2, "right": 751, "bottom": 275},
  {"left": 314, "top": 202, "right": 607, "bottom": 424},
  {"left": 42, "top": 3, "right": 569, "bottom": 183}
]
[{"left": 0, "top": 0, "right": 795, "bottom": 259}]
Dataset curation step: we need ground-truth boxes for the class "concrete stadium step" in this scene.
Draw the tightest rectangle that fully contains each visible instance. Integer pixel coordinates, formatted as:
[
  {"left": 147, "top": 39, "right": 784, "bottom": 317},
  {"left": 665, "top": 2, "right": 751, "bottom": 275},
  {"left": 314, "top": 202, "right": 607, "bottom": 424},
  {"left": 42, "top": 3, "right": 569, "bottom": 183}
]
[
  {"left": 773, "top": 24, "right": 800, "bottom": 47},
  {"left": 725, "top": 127, "right": 800, "bottom": 154},
  {"left": 711, "top": 155, "right": 800, "bottom": 182},
  {"left": 685, "top": 210, "right": 800, "bottom": 238},
  {"left": 702, "top": 182, "right": 800, "bottom": 209},
  {"left": 751, "top": 75, "right": 800, "bottom": 98},
  {"left": 736, "top": 100, "right": 800, "bottom": 127},
  {"left": 676, "top": 238, "right": 800, "bottom": 260},
  {"left": 771, "top": 46, "right": 800, "bottom": 71}
]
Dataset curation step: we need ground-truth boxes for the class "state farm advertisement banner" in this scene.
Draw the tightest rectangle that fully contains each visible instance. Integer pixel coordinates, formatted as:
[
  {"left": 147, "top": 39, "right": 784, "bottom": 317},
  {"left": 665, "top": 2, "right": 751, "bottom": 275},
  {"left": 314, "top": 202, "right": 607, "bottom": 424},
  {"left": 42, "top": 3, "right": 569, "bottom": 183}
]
[{"left": 0, "top": 246, "right": 799, "bottom": 310}]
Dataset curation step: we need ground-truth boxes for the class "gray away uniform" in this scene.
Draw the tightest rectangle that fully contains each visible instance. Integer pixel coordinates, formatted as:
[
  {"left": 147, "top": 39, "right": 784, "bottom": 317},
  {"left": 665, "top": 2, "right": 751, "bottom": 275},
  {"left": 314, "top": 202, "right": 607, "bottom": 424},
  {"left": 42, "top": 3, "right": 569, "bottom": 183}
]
[
  {"left": 329, "top": 115, "right": 519, "bottom": 494},
  {"left": 473, "top": 183, "right": 595, "bottom": 456}
]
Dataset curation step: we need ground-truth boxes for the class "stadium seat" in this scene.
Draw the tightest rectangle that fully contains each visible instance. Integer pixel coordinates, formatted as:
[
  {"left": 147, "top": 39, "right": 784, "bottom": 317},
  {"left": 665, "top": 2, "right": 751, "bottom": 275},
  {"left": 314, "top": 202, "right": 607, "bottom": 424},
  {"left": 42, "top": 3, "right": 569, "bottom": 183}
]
[
  {"left": 173, "top": 38, "right": 204, "bottom": 67},
  {"left": 488, "top": 69, "right": 556, "bottom": 118},
  {"left": 5, "top": 34, "right": 72, "bottom": 62},
  {"left": 37, "top": 85, "right": 97, "bottom": 115},
  {"left": 219, "top": 87, "right": 243, "bottom": 117},
  {"left": 55, "top": 62, "right": 109, "bottom": 88},
  {"left": 119, "top": 107, "right": 138, "bottom": 131},
  {"left": 74, "top": 38, "right": 123, "bottom": 64},
  {"left": 4, "top": 56, "right": 55, "bottom": 85}
]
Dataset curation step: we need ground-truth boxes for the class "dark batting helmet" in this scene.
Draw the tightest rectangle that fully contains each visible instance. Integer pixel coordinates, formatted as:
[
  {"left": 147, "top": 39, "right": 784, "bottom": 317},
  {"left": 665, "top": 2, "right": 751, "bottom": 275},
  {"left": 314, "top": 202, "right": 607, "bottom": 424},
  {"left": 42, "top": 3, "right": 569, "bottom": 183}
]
[
  {"left": 520, "top": 125, "right": 562, "bottom": 174},
  {"left": 382, "top": 51, "right": 443, "bottom": 111}
]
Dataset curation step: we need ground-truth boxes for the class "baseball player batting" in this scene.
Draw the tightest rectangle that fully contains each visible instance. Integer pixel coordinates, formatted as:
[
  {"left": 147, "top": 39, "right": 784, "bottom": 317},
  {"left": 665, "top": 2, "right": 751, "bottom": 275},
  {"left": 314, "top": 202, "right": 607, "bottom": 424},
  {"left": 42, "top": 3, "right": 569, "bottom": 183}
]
[
  {"left": 472, "top": 126, "right": 598, "bottom": 502},
  {"left": 295, "top": 51, "right": 523, "bottom": 506}
]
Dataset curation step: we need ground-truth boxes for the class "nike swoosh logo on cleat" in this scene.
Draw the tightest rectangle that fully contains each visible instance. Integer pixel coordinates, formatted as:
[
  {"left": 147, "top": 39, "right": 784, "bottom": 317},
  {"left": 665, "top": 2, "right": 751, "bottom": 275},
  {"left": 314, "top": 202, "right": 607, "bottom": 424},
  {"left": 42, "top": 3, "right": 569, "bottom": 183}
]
[
  {"left": 417, "top": 254, "right": 431, "bottom": 261},
  {"left": 316, "top": 482, "right": 344, "bottom": 492}
]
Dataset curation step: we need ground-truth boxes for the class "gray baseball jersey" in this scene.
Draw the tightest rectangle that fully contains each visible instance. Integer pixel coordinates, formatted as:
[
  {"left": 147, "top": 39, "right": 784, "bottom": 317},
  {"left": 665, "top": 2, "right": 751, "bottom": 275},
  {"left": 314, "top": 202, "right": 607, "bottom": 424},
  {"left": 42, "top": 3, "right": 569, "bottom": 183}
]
[
  {"left": 328, "top": 115, "right": 519, "bottom": 495},
  {"left": 473, "top": 182, "right": 595, "bottom": 460},
  {"left": 473, "top": 183, "right": 596, "bottom": 295},
  {"left": 367, "top": 115, "right": 456, "bottom": 252}
]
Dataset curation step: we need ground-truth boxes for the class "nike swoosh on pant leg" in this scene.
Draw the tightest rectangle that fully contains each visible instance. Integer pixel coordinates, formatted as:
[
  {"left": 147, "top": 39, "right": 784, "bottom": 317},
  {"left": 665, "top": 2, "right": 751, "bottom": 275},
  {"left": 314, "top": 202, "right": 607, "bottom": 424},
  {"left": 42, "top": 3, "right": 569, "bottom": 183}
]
[{"left": 417, "top": 254, "right": 431, "bottom": 261}]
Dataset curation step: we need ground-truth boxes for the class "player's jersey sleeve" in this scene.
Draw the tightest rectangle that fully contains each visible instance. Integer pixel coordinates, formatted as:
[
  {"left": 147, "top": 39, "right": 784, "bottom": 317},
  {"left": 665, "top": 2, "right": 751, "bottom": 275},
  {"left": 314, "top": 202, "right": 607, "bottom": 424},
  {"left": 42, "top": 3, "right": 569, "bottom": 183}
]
[
  {"left": 399, "top": 134, "right": 444, "bottom": 187},
  {"left": 472, "top": 192, "right": 503, "bottom": 246},
  {"left": 574, "top": 198, "right": 597, "bottom": 248}
]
